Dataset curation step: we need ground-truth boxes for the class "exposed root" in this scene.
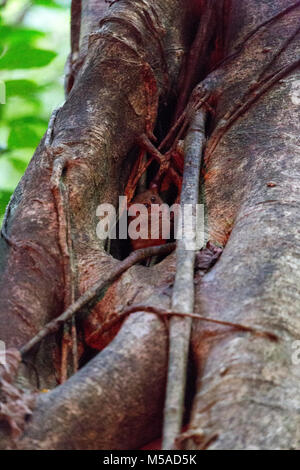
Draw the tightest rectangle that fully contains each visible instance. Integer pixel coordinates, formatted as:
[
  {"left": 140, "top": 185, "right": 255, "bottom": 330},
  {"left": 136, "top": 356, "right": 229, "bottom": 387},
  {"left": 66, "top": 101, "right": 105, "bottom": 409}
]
[
  {"left": 162, "top": 109, "right": 207, "bottom": 450},
  {"left": 20, "top": 243, "right": 176, "bottom": 357}
]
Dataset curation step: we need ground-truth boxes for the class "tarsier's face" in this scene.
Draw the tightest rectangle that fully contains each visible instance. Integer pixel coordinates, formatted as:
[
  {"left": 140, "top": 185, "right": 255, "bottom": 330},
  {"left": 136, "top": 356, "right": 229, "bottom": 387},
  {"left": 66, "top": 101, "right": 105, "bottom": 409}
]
[
  {"left": 130, "top": 190, "right": 163, "bottom": 208},
  {"left": 128, "top": 190, "right": 167, "bottom": 250}
]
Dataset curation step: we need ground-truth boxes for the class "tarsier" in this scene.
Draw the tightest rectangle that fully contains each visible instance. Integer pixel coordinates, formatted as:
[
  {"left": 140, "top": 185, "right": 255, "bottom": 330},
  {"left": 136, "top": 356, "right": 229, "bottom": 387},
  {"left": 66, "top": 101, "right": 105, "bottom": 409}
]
[{"left": 128, "top": 189, "right": 167, "bottom": 252}]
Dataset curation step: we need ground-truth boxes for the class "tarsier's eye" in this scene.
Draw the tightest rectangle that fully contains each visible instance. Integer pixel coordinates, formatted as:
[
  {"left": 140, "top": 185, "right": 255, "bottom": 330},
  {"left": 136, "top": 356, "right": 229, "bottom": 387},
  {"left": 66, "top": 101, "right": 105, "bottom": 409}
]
[{"left": 150, "top": 196, "right": 156, "bottom": 203}]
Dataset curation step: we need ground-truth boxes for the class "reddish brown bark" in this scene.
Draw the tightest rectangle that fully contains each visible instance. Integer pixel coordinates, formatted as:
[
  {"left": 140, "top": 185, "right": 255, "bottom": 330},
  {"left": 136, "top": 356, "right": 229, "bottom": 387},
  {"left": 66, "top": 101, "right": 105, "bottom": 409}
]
[{"left": 0, "top": 0, "right": 299, "bottom": 450}]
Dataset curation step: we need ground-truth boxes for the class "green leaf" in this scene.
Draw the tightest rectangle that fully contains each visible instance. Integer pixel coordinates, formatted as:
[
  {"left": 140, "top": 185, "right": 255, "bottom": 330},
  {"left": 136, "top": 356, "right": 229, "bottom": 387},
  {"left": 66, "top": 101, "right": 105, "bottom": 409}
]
[
  {"left": 33, "top": 0, "right": 65, "bottom": 8},
  {"left": 3, "top": 95, "right": 42, "bottom": 121},
  {"left": 8, "top": 125, "right": 41, "bottom": 149},
  {"left": 0, "top": 26, "right": 45, "bottom": 46},
  {"left": 5, "top": 79, "right": 39, "bottom": 99},
  {"left": 8, "top": 116, "right": 48, "bottom": 127},
  {"left": 9, "top": 157, "right": 28, "bottom": 173},
  {"left": 0, "top": 44, "right": 57, "bottom": 69}
]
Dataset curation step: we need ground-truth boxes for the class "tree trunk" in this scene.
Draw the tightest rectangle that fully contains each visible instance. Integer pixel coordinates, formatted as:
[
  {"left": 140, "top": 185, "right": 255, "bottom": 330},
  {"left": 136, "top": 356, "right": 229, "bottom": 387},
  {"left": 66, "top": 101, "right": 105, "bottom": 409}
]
[{"left": 0, "top": 0, "right": 299, "bottom": 450}]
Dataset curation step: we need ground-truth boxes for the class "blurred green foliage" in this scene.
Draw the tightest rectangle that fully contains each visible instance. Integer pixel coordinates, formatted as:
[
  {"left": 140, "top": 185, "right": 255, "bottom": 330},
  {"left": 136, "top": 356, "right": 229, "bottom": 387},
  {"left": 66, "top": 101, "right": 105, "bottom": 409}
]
[{"left": 0, "top": 0, "right": 70, "bottom": 223}]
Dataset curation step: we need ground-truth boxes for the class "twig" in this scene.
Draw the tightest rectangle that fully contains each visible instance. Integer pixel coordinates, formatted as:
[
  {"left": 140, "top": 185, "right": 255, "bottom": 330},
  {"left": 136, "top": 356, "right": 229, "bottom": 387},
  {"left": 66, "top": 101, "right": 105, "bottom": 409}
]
[
  {"left": 125, "top": 149, "right": 146, "bottom": 203},
  {"left": 47, "top": 108, "right": 78, "bottom": 381},
  {"left": 71, "top": 317, "right": 78, "bottom": 374},
  {"left": 174, "top": 0, "right": 217, "bottom": 120},
  {"left": 60, "top": 325, "right": 70, "bottom": 384},
  {"left": 51, "top": 157, "right": 74, "bottom": 383},
  {"left": 20, "top": 243, "right": 176, "bottom": 357},
  {"left": 64, "top": 178, "right": 78, "bottom": 377},
  {"left": 71, "top": 0, "right": 81, "bottom": 58},
  {"left": 158, "top": 110, "right": 187, "bottom": 152},
  {"left": 137, "top": 134, "right": 173, "bottom": 188},
  {"left": 257, "top": 23, "right": 300, "bottom": 82},
  {"left": 169, "top": 92, "right": 210, "bottom": 154},
  {"left": 206, "top": 58, "right": 300, "bottom": 161},
  {"left": 90, "top": 304, "right": 279, "bottom": 344},
  {"left": 137, "top": 134, "right": 171, "bottom": 173},
  {"left": 209, "top": 0, "right": 300, "bottom": 76},
  {"left": 138, "top": 152, "right": 148, "bottom": 192},
  {"left": 144, "top": 89, "right": 210, "bottom": 190},
  {"left": 234, "top": 0, "right": 300, "bottom": 55},
  {"left": 162, "top": 108, "right": 207, "bottom": 450},
  {"left": 158, "top": 90, "right": 210, "bottom": 155},
  {"left": 50, "top": 157, "right": 71, "bottom": 304}
]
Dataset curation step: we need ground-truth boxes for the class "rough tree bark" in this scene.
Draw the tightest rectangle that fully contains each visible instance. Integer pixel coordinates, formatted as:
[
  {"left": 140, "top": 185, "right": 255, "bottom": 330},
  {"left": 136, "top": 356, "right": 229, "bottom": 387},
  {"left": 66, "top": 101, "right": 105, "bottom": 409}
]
[{"left": 0, "top": 0, "right": 299, "bottom": 450}]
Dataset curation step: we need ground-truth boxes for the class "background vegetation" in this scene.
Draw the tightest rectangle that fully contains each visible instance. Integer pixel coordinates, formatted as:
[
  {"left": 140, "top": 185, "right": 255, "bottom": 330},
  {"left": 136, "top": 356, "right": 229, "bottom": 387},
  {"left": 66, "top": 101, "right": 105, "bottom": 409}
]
[{"left": 0, "top": 0, "right": 69, "bottom": 222}]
